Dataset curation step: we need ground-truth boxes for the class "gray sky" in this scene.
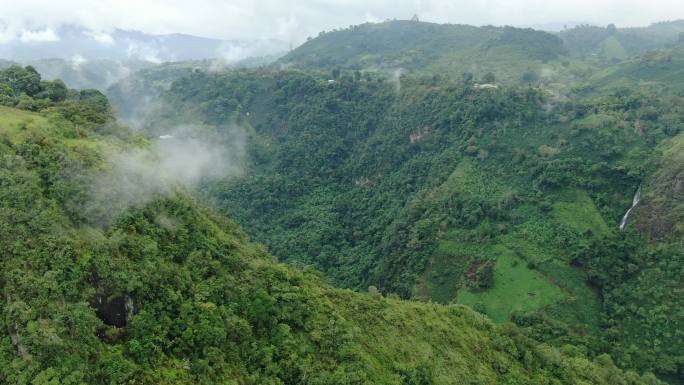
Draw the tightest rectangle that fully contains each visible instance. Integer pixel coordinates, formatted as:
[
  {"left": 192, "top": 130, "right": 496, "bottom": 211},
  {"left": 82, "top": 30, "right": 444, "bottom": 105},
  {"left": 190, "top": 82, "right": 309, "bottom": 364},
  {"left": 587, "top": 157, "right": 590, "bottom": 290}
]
[{"left": 1, "top": 0, "right": 683, "bottom": 44}]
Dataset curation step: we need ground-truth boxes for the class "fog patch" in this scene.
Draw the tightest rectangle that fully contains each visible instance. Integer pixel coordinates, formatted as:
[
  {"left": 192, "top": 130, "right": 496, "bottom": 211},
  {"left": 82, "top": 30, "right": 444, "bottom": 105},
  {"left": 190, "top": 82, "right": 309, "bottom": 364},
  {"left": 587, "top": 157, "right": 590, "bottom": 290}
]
[
  {"left": 126, "top": 41, "right": 163, "bottom": 63},
  {"left": 540, "top": 67, "right": 555, "bottom": 78},
  {"left": 70, "top": 54, "right": 86, "bottom": 70},
  {"left": 209, "top": 40, "right": 288, "bottom": 72},
  {"left": 19, "top": 28, "right": 59, "bottom": 43},
  {"left": 84, "top": 126, "right": 245, "bottom": 226},
  {"left": 154, "top": 212, "right": 179, "bottom": 231},
  {"left": 391, "top": 68, "right": 404, "bottom": 93},
  {"left": 86, "top": 30, "right": 115, "bottom": 45},
  {"left": 107, "top": 77, "right": 171, "bottom": 130}
]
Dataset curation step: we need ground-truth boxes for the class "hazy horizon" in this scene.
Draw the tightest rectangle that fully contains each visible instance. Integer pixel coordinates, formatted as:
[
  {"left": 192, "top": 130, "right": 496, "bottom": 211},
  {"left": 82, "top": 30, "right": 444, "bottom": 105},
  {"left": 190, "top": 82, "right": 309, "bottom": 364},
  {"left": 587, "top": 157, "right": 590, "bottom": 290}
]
[{"left": 1, "top": 0, "right": 682, "bottom": 46}]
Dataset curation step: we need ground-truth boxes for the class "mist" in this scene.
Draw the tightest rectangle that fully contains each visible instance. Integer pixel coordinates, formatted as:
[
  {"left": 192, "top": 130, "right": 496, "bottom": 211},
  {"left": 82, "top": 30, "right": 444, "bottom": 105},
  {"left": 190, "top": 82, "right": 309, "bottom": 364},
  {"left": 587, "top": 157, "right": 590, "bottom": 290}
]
[
  {"left": 391, "top": 68, "right": 403, "bottom": 93},
  {"left": 83, "top": 126, "right": 245, "bottom": 226}
]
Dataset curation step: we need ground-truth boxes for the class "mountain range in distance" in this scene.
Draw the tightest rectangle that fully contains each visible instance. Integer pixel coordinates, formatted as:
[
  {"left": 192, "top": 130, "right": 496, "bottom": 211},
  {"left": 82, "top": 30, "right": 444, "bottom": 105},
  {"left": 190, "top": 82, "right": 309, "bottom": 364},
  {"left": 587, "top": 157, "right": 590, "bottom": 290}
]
[
  {"left": 0, "top": 23, "right": 289, "bottom": 90},
  {"left": 0, "top": 23, "right": 289, "bottom": 63}
]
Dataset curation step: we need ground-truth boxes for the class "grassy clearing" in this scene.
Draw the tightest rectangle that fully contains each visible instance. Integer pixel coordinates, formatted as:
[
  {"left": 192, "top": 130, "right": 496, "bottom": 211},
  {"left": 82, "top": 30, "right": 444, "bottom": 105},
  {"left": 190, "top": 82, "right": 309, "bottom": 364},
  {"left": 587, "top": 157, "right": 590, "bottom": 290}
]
[
  {"left": 553, "top": 189, "right": 609, "bottom": 236},
  {"left": 456, "top": 245, "right": 566, "bottom": 322},
  {"left": 0, "top": 106, "right": 52, "bottom": 139},
  {"left": 433, "top": 159, "right": 510, "bottom": 203}
]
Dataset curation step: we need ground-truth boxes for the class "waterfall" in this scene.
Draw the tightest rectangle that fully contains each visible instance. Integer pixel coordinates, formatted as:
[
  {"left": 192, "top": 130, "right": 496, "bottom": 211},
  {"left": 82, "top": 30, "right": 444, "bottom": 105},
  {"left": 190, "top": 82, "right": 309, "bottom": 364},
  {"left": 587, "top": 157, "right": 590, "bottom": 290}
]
[{"left": 619, "top": 186, "right": 641, "bottom": 231}]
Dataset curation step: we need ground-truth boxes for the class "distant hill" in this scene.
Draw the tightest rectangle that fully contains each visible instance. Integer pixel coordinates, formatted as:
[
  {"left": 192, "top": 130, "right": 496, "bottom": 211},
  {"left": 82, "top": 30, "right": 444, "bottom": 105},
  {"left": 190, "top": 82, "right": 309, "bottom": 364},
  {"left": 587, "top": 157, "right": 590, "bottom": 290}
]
[
  {"left": 107, "top": 57, "right": 281, "bottom": 127},
  {"left": 278, "top": 20, "right": 568, "bottom": 82},
  {"left": 559, "top": 20, "right": 684, "bottom": 60},
  {"left": 0, "top": 24, "right": 288, "bottom": 63},
  {"left": 20, "top": 58, "right": 155, "bottom": 90},
  {"left": 0, "top": 57, "right": 158, "bottom": 91}
]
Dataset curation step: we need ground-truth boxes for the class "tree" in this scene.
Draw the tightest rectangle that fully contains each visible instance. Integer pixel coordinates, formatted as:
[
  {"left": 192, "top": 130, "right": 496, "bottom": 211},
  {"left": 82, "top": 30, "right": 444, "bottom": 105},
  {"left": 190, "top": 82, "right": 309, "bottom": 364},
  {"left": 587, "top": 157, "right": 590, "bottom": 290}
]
[
  {"left": 331, "top": 68, "right": 341, "bottom": 80},
  {"left": 462, "top": 72, "right": 474, "bottom": 84},
  {"left": 40, "top": 80, "right": 68, "bottom": 102},
  {"left": 0, "top": 65, "right": 43, "bottom": 96},
  {"left": 606, "top": 24, "right": 617, "bottom": 35}
]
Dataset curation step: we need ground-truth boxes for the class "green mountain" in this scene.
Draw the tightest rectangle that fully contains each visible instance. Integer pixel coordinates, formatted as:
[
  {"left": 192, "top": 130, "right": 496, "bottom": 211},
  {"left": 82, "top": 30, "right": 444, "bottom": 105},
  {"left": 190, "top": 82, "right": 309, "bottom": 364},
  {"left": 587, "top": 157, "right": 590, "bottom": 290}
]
[
  {"left": 278, "top": 20, "right": 569, "bottom": 83},
  {"left": 0, "top": 68, "right": 660, "bottom": 384},
  {"left": 107, "top": 58, "right": 282, "bottom": 129},
  {"left": 137, "top": 65, "right": 683, "bottom": 381}
]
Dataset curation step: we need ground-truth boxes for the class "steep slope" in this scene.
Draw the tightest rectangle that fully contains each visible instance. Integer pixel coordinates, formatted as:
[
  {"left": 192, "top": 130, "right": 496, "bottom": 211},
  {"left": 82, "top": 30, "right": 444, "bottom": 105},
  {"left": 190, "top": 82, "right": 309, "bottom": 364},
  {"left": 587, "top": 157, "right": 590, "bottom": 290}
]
[
  {"left": 141, "top": 68, "right": 684, "bottom": 380},
  {"left": 279, "top": 20, "right": 569, "bottom": 83},
  {"left": 637, "top": 132, "right": 684, "bottom": 243},
  {"left": 0, "top": 88, "right": 660, "bottom": 383}
]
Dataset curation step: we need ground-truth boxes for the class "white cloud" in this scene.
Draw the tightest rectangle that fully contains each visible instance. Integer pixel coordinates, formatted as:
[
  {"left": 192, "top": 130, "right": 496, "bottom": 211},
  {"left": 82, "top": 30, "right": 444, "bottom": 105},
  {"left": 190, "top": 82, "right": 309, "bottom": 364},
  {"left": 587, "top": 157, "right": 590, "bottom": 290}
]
[
  {"left": 86, "top": 30, "right": 115, "bottom": 45},
  {"left": 125, "top": 41, "right": 163, "bottom": 63},
  {"left": 18, "top": 28, "right": 59, "bottom": 43},
  {"left": 70, "top": 54, "right": 86, "bottom": 69},
  {"left": 0, "top": 1, "right": 682, "bottom": 45}
]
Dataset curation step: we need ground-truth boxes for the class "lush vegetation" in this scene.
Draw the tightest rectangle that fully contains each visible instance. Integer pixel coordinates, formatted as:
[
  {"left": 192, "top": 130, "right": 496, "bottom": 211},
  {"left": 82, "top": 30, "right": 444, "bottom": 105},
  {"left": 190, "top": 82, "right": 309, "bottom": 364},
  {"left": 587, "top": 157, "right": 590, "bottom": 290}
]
[
  {"left": 279, "top": 20, "right": 570, "bottom": 83},
  {"left": 3, "top": 17, "right": 682, "bottom": 385},
  {"left": 129, "top": 62, "right": 684, "bottom": 382},
  {"left": 0, "top": 82, "right": 660, "bottom": 384},
  {"left": 0, "top": 65, "right": 112, "bottom": 125},
  {"left": 637, "top": 133, "right": 684, "bottom": 243}
]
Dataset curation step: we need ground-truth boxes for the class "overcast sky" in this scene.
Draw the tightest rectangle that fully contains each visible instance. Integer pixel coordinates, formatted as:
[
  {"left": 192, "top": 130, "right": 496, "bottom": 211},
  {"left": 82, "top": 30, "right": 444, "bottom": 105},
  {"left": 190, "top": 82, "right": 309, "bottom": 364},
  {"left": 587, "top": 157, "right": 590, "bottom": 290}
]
[{"left": 1, "top": 0, "right": 683, "bottom": 44}]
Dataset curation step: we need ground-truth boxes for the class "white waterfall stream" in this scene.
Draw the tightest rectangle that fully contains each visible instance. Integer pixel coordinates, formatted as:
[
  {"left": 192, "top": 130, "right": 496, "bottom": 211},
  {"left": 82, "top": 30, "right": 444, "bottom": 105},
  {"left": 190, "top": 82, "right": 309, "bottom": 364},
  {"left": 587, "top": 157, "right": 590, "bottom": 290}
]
[{"left": 619, "top": 186, "right": 641, "bottom": 231}]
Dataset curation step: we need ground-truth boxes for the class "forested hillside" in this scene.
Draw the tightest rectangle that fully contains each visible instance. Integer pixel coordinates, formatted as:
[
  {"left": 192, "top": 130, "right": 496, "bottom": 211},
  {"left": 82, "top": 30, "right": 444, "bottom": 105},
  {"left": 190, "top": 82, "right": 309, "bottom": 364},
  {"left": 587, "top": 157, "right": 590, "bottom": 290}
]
[
  {"left": 0, "top": 67, "right": 661, "bottom": 384},
  {"left": 1, "top": 9, "right": 682, "bottom": 384},
  {"left": 127, "top": 64, "right": 684, "bottom": 382},
  {"left": 278, "top": 20, "right": 571, "bottom": 83}
]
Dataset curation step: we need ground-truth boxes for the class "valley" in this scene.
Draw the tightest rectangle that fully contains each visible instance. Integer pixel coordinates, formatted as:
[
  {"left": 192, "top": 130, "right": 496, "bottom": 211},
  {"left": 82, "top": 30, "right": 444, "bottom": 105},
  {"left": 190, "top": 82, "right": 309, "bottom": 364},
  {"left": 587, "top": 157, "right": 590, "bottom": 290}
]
[{"left": 0, "top": 13, "right": 682, "bottom": 385}]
